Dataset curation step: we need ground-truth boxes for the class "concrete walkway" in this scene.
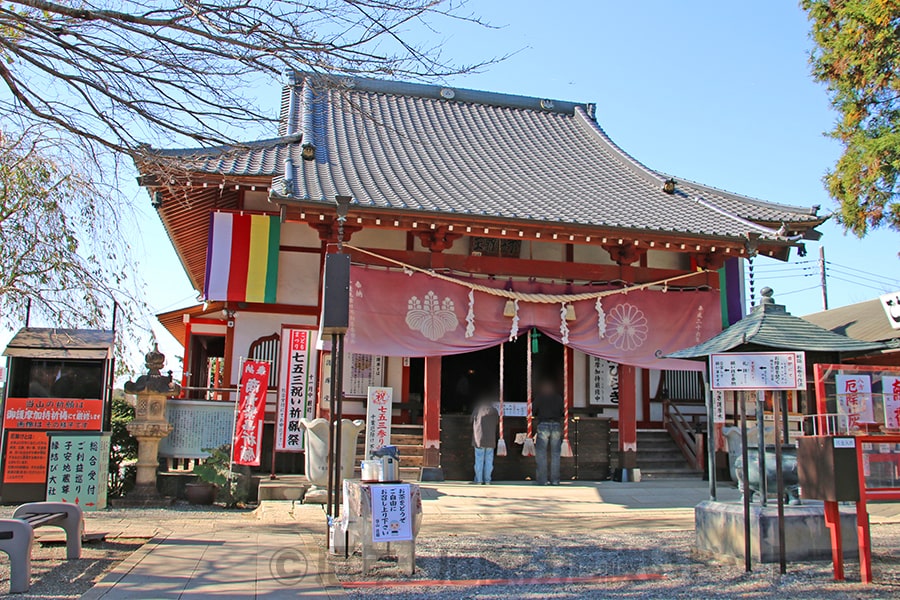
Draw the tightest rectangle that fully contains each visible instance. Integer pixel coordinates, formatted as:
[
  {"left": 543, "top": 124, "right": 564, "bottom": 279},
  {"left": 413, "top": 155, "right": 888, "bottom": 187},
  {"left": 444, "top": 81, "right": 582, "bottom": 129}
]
[{"left": 77, "top": 479, "right": 900, "bottom": 598}]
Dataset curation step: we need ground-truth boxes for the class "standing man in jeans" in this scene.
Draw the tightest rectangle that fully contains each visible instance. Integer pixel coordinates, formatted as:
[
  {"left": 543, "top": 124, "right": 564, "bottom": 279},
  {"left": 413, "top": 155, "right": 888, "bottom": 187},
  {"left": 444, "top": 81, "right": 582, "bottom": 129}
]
[
  {"left": 533, "top": 380, "right": 564, "bottom": 485},
  {"left": 471, "top": 396, "right": 499, "bottom": 484}
]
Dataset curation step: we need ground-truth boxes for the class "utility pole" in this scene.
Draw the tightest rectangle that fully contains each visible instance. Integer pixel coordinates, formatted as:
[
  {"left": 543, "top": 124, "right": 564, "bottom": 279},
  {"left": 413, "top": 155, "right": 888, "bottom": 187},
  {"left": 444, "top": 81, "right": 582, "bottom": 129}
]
[{"left": 819, "top": 246, "right": 829, "bottom": 311}]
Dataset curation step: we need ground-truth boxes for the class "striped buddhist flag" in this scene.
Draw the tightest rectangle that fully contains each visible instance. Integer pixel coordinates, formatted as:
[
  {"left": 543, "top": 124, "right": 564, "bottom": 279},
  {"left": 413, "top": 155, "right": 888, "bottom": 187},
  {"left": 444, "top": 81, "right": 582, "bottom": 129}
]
[{"left": 204, "top": 212, "right": 281, "bottom": 303}]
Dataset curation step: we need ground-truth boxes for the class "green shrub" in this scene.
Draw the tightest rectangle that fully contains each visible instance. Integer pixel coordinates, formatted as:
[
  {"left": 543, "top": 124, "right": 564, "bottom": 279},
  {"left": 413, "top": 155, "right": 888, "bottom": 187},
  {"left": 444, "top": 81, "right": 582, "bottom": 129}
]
[
  {"left": 193, "top": 444, "right": 249, "bottom": 508},
  {"left": 108, "top": 393, "right": 137, "bottom": 497}
]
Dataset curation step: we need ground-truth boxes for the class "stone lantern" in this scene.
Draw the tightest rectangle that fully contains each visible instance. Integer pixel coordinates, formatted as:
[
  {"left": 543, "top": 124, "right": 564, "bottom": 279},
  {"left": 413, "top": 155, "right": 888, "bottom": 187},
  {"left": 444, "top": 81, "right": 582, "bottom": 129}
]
[{"left": 122, "top": 344, "right": 179, "bottom": 503}]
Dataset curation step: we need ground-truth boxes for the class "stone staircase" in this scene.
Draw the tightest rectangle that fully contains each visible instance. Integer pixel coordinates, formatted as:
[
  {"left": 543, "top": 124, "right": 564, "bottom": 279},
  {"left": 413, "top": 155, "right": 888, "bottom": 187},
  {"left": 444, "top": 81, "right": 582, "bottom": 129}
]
[
  {"left": 354, "top": 424, "right": 425, "bottom": 480},
  {"left": 611, "top": 429, "right": 701, "bottom": 480}
]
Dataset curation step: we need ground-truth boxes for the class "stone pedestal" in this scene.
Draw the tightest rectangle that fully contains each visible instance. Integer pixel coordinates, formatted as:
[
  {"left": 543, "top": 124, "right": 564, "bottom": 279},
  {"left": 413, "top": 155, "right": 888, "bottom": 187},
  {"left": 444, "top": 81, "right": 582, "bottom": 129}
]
[
  {"left": 120, "top": 345, "right": 179, "bottom": 506},
  {"left": 695, "top": 500, "right": 858, "bottom": 563}
]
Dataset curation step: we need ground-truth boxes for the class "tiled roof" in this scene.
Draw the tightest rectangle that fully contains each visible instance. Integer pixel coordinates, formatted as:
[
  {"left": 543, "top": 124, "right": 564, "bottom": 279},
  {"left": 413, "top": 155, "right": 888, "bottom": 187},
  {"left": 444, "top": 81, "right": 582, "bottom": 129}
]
[
  {"left": 155, "top": 134, "right": 302, "bottom": 177},
  {"left": 157, "top": 74, "right": 825, "bottom": 242},
  {"left": 804, "top": 299, "right": 900, "bottom": 343},
  {"left": 667, "top": 291, "right": 886, "bottom": 358}
]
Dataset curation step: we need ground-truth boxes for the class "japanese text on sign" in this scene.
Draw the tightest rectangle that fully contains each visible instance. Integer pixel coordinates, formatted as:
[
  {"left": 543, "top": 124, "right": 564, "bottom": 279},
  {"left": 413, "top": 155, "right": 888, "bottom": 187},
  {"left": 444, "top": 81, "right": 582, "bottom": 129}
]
[
  {"left": 365, "top": 387, "right": 393, "bottom": 459},
  {"left": 709, "top": 352, "right": 807, "bottom": 391},
  {"left": 589, "top": 357, "right": 619, "bottom": 405},
  {"left": 370, "top": 483, "right": 413, "bottom": 542},
  {"left": 713, "top": 390, "right": 726, "bottom": 424},
  {"left": 883, "top": 376, "right": 900, "bottom": 430},
  {"left": 45, "top": 433, "right": 109, "bottom": 510},
  {"left": 158, "top": 400, "right": 233, "bottom": 458},
  {"left": 276, "top": 328, "right": 318, "bottom": 452},
  {"left": 835, "top": 374, "right": 876, "bottom": 429},
  {"left": 233, "top": 360, "right": 269, "bottom": 466},
  {"left": 3, "top": 397, "right": 103, "bottom": 430},
  {"left": 3, "top": 431, "right": 49, "bottom": 483}
]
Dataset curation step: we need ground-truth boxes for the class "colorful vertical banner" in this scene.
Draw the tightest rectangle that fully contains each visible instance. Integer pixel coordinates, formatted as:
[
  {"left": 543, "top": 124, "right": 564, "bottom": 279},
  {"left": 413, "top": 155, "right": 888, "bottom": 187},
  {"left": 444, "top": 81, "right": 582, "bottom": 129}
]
[
  {"left": 365, "top": 386, "right": 393, "bottom": 459},
  {"left": 204, "top": 211, "right": 281, "bottom": 303},
  {"left": 882, "top": 376, "right": 900, "bottom": 430},
  {"left": 233, "top": 360, "right": 269, "bottom": 466},
  {"left": 276, "top": 328, "right": 319, "bottom": 452},
  {"left": 835, "top": 374, "right": 875, "bottom": 429},
  {"left": 46, "top": 433, "right": 110, "bottom": 510}
]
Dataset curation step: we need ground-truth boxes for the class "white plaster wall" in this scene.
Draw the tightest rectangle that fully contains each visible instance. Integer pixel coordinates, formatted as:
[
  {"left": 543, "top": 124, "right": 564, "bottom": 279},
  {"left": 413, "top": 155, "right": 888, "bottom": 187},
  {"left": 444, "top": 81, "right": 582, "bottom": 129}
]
[
  {"left": 352, "top": 228, "right": 407, "bottom": 250},
  {"left": 648, "top": 369, "right": 663, "bottom": 422},
  {"left": 276, "top": 252, "right": 320, "bottom": 306},
  {"left": 229, "top": 312, "right": 316, "bottom": 387},
  {"left": 573, "top": 350, "right": 588, "bottom": 408},
  {"left": 647, "top": 250, "right": 690, "bottom": 270},
  {"left": 635, "top": 367, "right": 644, "bottom": 422},
  {"left": 520, "top": 240, "right": 564, "bottom": 261},
  {"left": 386, "top": 357, "right": 403, "bottom": 403},
  {"left": 281, "top": 221, "right": 321, "bottom": 247},
  {"left": 242, "top": 191, "right": 271, "bottom": 211},
  {"left": 572, "top": 244, "right": 615, "bottom": 266}
]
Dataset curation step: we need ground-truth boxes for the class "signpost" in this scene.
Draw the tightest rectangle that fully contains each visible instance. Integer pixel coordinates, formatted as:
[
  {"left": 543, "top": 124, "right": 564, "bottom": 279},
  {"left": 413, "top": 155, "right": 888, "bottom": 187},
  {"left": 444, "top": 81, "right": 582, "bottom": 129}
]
[
  {"left": 710, "top": 351, "right": 806, "bottom": 391},
  {"left": 709, "top": 350, "right": 806, "bottom": 575},
  {"left": 45, "top": 432, "right": 110, "bottom": 510}
]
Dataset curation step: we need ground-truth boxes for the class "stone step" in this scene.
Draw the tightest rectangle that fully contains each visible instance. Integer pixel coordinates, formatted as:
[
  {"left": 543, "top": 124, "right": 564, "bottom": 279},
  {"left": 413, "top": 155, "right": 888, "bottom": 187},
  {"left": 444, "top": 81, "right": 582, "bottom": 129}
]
[
  {"left": 355, "top": 454, "right": 425, "bottom": 467},
  {"left": 355, "top": 434, "right": 424, "bottom": 447}
]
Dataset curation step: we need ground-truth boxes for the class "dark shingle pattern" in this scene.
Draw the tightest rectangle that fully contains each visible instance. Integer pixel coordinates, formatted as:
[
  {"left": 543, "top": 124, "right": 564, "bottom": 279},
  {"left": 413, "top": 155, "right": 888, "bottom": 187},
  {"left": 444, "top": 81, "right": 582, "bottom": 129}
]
[
  {"left": 667, "top": 299, "right": 886, "bottom": 358},
  {"left": 157, "top": 75, "right": 821, "bottom": 241}
]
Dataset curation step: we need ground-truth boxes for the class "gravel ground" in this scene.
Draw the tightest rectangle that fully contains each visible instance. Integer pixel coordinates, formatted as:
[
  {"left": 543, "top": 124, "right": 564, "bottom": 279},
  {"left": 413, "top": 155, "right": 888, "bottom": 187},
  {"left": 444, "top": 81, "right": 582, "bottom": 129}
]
[
  {"left": 332, "top": 523, "right": 900, "bottom": 599},
  {"left": 0, "top": 503, "right": 254, "bottom": 598}
]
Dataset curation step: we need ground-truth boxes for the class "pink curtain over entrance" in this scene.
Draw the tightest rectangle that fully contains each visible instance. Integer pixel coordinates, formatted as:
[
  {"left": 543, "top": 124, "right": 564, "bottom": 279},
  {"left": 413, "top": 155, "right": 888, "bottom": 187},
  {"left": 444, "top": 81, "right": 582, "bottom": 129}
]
[{"left": 345, "top": 266, "right": 721, "bottom": 371}]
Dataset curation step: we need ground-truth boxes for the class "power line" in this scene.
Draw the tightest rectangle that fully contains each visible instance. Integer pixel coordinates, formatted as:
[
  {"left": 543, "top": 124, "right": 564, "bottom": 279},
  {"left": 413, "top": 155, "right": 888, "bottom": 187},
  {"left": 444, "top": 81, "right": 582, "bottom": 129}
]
[
  {"left": 826, "top": 264, "right": 900, "bottom": 288},
  {"left": 778, "top": 285, "right": 821, "bottom": 296},
  {"left": 827, "top": 261, "right": 900, "bottom": 285},
  {"left": 827, "top": 274, "right": 893, "bottom": 292}
]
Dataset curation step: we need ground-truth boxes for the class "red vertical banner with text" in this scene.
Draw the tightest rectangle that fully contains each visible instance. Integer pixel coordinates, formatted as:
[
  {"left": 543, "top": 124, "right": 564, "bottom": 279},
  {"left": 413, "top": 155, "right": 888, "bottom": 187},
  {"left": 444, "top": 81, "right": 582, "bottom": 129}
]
[{"left": 233, "top": 360, "right": 269, "bottom": 466}]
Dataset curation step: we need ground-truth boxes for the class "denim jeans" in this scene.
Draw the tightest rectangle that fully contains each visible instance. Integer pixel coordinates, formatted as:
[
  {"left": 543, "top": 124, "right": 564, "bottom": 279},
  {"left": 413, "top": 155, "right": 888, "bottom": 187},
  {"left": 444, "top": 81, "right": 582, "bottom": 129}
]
[
  {"left": 535, "top": 421, "right": 562, "bottom": 485},
  {"left": 474, "top": 447, "right": 495, "bottom": 483}
]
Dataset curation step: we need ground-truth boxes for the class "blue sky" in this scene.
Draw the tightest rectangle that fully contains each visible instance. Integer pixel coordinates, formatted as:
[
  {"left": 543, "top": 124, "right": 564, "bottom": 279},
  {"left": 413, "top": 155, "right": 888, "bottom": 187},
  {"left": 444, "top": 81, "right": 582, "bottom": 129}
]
[{"left": 4, "top": 2, "right": 898, "bottom": 374}]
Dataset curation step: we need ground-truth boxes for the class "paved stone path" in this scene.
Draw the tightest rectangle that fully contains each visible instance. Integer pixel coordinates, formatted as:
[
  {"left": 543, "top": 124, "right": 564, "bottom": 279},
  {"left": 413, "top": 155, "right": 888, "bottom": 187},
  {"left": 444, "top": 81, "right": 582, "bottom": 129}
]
[{"left": 7, "top": 479, "right": 898, "bottom": 598}]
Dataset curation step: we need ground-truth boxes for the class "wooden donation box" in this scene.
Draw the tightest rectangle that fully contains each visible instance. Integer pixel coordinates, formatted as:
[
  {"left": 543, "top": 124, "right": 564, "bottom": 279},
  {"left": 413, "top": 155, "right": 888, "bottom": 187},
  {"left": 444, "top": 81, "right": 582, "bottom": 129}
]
[{"left": 341, "top": 480, "right": 422, "bottom": 575}]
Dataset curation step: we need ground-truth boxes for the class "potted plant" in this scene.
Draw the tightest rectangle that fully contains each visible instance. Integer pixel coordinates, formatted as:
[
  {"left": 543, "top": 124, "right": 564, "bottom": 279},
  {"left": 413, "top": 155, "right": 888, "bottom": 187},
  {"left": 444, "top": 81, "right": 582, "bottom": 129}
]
[{"left": 188, "top": 444, "right": 248, "bottom": 507}]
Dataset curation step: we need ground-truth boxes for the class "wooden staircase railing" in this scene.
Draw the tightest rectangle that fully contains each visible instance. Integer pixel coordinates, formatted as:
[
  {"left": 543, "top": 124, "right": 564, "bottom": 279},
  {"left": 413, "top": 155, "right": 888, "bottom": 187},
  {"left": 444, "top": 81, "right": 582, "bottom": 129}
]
[{"left": 662, "top": 398, "right": 704, "bottom": 472}]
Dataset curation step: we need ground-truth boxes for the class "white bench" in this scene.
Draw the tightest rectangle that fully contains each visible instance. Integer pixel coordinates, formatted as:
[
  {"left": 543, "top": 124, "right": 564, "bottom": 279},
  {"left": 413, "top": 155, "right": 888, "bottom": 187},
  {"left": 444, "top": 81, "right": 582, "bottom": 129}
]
[{"left": 0, "top": 502, "right": 84, "bottom": 593}]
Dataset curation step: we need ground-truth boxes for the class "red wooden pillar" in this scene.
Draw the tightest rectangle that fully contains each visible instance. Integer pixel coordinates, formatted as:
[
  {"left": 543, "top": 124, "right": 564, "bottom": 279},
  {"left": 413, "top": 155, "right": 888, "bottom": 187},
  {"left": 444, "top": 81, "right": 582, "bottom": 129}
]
[
  {"left": 615, "top": 364, "right": 639, "bottom": 481},
  {"left": 423, "top": 355, "right": 441, "bottom": 470}
]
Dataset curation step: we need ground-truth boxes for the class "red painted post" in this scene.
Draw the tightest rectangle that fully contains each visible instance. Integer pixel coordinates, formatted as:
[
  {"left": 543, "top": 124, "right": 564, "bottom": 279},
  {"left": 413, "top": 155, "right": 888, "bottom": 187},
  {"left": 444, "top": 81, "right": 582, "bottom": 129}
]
[
  {"left": 855, "top": 443, "right": 873, "bottom": 583},
  {"left": 617, "top": 364, "right": 638, "bottom": 479},
  {"left": 823, "top": 500, "right": 844, "bottom": 581},
  {"left": 423, "top": 356, "right": 442, "bottom": 468}
]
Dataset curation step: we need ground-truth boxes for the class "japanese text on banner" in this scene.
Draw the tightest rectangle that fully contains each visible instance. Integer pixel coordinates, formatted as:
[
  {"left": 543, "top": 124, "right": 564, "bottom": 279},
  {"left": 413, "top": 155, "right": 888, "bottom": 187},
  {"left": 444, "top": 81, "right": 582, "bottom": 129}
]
[
  {"left": 276, "top": 329, "right": 318, "bottom": 452},
  {"left": 233, "top": 360, "right": 269, "bottom": 466},
  {"left": 365, "top": 387, "right": 393, "bottom": 459}
]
